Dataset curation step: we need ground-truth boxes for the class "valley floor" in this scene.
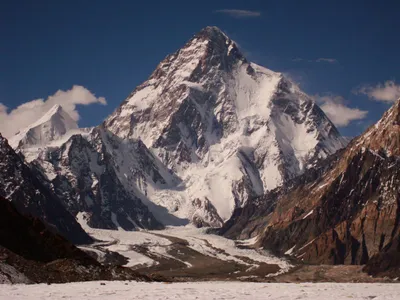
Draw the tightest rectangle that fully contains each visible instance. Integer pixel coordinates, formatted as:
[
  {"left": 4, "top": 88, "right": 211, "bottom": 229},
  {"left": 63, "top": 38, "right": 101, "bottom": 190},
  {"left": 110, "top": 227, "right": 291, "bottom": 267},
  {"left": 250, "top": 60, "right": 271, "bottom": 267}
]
[
  {"left": 76, "top": 215, "right": 398, "bottom": 283},
  {"left": 77, "top": 213, "right": 290, "bottom": 281},
  {"left": 2, "top": 281, "right": 400, "bottom": 299}
]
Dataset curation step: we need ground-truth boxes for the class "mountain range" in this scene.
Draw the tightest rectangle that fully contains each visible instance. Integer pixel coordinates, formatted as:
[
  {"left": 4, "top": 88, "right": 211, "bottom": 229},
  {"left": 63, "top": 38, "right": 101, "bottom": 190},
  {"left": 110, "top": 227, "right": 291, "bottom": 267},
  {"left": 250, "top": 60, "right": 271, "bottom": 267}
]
[{"left": 0, "top": 26, "right": 398, "bottom": 278}]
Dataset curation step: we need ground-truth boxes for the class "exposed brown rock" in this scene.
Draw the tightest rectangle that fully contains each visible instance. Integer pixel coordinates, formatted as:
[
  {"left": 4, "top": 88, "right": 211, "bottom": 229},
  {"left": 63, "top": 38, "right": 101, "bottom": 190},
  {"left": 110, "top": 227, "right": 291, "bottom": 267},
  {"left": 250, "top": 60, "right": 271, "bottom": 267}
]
[{"left": 221, "top": 99, "right": 400, "bottom": 275}]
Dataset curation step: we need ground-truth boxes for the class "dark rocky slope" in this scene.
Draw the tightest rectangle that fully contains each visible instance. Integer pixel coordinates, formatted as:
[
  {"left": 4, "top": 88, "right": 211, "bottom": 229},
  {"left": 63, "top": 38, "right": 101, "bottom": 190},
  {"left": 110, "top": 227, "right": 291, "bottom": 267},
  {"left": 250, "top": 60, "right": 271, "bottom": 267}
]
[
  {"left": 0, "top": 133, "right": 92, "bottom": 244},
  {"left": 0, "top": 196, "right": 158, "bottom": 283}
]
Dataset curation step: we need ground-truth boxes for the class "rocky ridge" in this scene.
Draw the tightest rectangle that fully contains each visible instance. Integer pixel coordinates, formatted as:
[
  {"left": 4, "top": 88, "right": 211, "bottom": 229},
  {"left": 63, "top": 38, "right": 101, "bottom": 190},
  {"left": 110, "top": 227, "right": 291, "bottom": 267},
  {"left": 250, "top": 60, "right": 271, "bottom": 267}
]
[
  {"left": 0, "top": 133, "right": 92, "bottom": 244},
  {"left": 221, "top": 99, "right": 400, "bottom": 276}
]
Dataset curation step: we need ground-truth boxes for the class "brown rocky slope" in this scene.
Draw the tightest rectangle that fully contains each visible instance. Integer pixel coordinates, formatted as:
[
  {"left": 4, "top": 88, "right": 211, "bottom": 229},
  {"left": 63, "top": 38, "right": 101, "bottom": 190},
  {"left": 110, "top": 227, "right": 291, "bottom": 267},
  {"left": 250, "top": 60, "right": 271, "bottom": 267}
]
[{"left": 221, "top": 99, "right": 400, "bottom": 277}]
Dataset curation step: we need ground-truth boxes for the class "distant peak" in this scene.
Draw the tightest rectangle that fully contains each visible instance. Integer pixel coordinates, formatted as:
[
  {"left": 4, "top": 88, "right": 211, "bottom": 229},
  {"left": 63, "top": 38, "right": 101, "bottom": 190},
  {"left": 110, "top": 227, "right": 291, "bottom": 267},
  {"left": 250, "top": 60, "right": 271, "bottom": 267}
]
[
  {"left": 8, "top": 104, "right": 78, "bottom": 149},
  {"left": 34, "top": 104, "right": 70, "bottom": 126},
  {"left": 48, "top": 104, "right": 63, "bottom": 115}
]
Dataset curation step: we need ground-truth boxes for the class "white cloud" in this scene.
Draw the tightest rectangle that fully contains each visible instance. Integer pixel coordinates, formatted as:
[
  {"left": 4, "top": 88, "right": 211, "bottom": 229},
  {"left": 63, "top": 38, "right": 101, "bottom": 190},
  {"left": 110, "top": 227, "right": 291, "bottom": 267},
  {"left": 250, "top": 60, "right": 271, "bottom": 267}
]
[
  {"left": 354, "top": 80, "right": 400, "bottom": 103},
  {"left": 214, "top": 9, "right": 261, "bottom": 18},
  {"left": 315, "top": 95, "right": 368, "bottom": 127},
  {"left": 0, "top": 85, "right": 106, "bottom": 138},
  {"left": 282, "top": 71, "right": 305, "bottom": 87},
  {"left": 316, "top": 58, "right": 338, "bottom": 64},
  {"left": 292, "top": 57, "right": 338, "bottom": 64}
]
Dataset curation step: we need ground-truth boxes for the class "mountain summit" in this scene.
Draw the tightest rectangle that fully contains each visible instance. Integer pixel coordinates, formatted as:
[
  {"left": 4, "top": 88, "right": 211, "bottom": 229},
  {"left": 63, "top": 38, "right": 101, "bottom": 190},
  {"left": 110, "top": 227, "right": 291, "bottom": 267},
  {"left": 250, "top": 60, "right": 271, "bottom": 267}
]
[{"left": 9, "top": 104, "right": 78, "bottom": 149}]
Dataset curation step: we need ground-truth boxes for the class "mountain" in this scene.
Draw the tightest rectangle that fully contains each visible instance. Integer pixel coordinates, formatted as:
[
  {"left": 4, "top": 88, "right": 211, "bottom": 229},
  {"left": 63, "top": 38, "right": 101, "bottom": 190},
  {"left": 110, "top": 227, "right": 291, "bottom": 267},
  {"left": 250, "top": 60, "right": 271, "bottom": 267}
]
[
  {"left": 10, "top": 27, "right": 346, "bottom": 228},
  {"left": 220, "top": 99, "right": 400, "bottom": 275},
  {"left": 6, "top": 102, "right": 166, "bottom": 231},
  {"left": 103, "top": 26, "right": 347, "bottom": 225},
  {"left": 31, "top": 127, "right": 166, "bottom": 230},
  {"left": 9, "top": 104, "right": 79, "bottom": 149},
  {"left": 0, "top": 133, "right": 92, "bottom": 244}
]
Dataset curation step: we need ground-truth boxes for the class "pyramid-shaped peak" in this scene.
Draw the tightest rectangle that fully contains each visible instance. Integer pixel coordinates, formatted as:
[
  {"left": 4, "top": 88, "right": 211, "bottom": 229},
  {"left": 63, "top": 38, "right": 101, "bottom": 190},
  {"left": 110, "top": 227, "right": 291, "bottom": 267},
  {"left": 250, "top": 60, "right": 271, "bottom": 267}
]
[
  {"left": 8, "top": 104, "right": 79, "bottom": 149},
  {"left": 30, "top": 104, "right": 74, "bottom": 128},
  {"left": 195, "top": 26, "right": 230, "bottom": 43},
  {"left": 185, "top": 26, "right": 244, "bottom": 62},
  {"left": 49, "top": 103, "right": 62, "bottom": 113},
  {"left": 198, "top": 26, "right": 227, "bottom": 36}
]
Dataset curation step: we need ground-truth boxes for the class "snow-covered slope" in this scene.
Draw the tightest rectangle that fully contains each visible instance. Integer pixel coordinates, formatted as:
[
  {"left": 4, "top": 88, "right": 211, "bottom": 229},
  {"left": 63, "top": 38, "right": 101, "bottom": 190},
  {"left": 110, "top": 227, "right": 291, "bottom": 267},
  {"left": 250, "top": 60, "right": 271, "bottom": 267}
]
[
  {"left": 9, "top": 104, "right": 79, "bottom": 149},
  {"left": 103, "top": 26, "right": 347, "bottom": 225}
]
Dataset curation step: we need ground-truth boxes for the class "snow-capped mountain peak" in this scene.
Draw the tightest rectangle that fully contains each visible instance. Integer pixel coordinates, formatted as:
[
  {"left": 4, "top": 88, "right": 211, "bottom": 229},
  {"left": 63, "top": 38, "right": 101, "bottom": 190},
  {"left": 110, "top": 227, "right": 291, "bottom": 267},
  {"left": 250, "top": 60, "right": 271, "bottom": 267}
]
[
  {"left": 103, "top": 26, "right": 347, "bottom": 225},
  {"left": 194, "top": 26, "right": 242, "bottom": 56},
  {"left": 9, "top": 104, "right": 78, "bottom": 148},
  {"left": 9, "top": 27, "right": 348, "bottom": 229}
]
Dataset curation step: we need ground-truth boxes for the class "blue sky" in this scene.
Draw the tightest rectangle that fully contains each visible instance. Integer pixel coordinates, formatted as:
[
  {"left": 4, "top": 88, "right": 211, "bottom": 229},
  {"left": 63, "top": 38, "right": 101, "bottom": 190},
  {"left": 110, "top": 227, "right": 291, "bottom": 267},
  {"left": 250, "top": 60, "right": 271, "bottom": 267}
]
[{"left": 1, "top": 0, "right": 400, "bottom": 138}]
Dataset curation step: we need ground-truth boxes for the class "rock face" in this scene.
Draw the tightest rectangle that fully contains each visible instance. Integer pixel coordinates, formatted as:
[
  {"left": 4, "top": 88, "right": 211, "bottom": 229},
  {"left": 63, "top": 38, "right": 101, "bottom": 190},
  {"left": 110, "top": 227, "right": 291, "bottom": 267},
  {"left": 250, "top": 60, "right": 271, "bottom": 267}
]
[
  {"left": 0, "top": 133, "right": 92, "bottom": 244},
  {"left": 221, "top": 99, "right": 400, "bottom": 269},
  {"left": 103, "top": 26, "right": 346, "bottom": 225},
  {"left": 0, "top": 195, "right": 92, "bottom": 263}
]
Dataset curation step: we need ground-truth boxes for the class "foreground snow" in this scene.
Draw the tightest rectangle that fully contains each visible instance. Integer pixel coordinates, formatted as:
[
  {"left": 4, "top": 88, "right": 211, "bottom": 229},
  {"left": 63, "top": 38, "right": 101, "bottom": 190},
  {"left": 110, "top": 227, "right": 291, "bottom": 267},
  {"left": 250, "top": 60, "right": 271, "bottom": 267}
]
[{"left": 2, "top": 281, "right": 399, "bottom": 299}]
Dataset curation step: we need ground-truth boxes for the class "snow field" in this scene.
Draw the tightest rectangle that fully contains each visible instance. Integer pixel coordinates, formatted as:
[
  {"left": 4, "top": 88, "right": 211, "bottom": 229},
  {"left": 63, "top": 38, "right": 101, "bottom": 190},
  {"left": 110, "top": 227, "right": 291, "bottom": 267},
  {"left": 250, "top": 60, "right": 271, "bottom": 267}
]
[{"left": 2, "top": 282, "right": 399, "bottom": 300}]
